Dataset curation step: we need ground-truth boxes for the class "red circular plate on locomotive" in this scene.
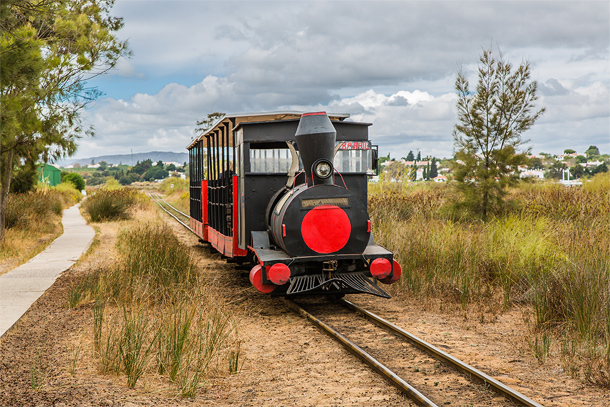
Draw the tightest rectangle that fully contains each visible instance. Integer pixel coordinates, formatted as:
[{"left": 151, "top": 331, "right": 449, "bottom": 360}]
[{"left": 301, "top": 204, "right": 351, "bottom": 254}]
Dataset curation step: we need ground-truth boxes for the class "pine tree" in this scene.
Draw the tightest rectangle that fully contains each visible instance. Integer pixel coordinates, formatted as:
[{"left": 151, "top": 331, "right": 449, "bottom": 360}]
[
  {"left": 430, "top": 158, "right": 438, "bottom": 179},
  {"left": 0, "top": 0, "right": 127, "bottom": 241},
  {"left": 451, "top": 48, "right": 545, "bottom": 221}
]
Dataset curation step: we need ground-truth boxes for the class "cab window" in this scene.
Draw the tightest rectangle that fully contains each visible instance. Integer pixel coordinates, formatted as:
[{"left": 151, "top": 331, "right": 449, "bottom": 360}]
[{"left": 334, "top": 141, "right": 373, "bottom": 174}]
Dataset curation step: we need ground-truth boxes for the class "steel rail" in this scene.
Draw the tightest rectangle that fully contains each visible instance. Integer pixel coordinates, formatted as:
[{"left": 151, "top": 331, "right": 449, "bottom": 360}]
[
  {"left": 148, "top": 193, "right": 194, "bottom": 233},
  {"left": 283, "top": 299, "right": 438, "bottom": 407},
  {"left": 339, "top": 298, "right": 545, "bottom": 407},
  {"left": 150, "top": 193, "right": 189, "bottom": 218}
]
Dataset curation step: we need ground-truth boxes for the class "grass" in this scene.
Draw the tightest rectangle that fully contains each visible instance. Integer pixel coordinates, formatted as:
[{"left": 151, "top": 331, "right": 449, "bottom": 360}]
[
  {"left": 157, "top": 177, "right": 189, "bottom": 213},
  {"left": 158, "top": 177, "right": 189, "bottom": 195},
  {"left": 71, "top": 215, "right": 239, "bottom": 395},
  {"left": 106, "top": 222, "right": 196, "bottom": 304},
  {"left": 29, "top": 349, "right": 49, "bottom": 390},
  {"left": 369, "top": 173, "right": 610, "bottom": 387},
  {"left": 0, "top": 183, "right": 83, "bottom": 274},
  {"left": 82, "top": 188, "right": 142, "bottom": 222},
  {"left": 228, "top": 341, "right": 243, "bottom": 374},
  {"left": 68, "top": 343, "right": 82, "bottom": 376},
  {"left": 118, "top": 305, "right": 156, "bottom": 388}
]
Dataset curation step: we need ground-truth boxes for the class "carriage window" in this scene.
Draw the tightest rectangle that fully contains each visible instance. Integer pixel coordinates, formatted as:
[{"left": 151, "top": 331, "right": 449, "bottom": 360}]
[
  {"left": 249, "top": 148, "right": 294, "bottom": 173},
  {"left": 334, "top": 141, "right": 373, "bottom": 174}
]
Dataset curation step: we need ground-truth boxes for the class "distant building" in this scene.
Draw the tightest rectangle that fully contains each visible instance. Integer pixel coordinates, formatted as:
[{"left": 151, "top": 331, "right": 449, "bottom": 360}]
[
  {"left": 556, "top": 152, "right": 583, "bottom": 160},
  {"left": 585, "top": 160, "right": 604, "bottom": 167},
  {"left": 520, "top": 169, "right": 545, "bottom": 179},
  {"left": 402, "top": 160, "right": 430, "bottom": 167},
  {"left": 38, "top": 163, "right": 61, "bottom": 186}
]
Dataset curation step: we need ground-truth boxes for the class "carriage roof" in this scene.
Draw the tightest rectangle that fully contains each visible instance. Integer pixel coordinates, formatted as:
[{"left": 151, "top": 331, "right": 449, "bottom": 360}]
[{"left": 187, "top": 111, "right": 351, "bottom": 149}]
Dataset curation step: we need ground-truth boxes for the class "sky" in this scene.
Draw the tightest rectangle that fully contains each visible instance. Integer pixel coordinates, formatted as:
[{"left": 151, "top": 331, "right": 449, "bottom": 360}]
[{"left": 75, "top": 0, "right": 610, "bottom": 161}]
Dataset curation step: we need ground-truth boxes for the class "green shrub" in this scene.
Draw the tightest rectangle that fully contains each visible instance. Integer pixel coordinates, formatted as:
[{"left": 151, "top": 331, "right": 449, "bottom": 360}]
[
  {"left": 64, "top": 172, "right": 86, "bottom": 191},
  {"left": 104, "top": 178, "right": 122, "bottom": 190},
  {"left": 83, "top": 188, "right": 139, "bottom": 222}
]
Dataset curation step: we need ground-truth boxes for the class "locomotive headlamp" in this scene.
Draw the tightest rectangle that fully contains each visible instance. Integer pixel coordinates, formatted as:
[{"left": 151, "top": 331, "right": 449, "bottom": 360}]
[{"left": 314, "top": 160, "right": 333, "bottom": 179}]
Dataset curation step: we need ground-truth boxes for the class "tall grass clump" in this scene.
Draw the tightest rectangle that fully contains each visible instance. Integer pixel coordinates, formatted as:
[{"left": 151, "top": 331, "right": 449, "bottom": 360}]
[
  {"left": 83, "top": 188, "right": 141, "bottom": 222},
  {"left": 71, "top": 219, "right": 239, "bottom": 394},
  {"left": 119, "top": 305, "right": 156, "bottom": 388},
  {"left": 369, "top": 178, "right": 610, "bottom": 386},
  {"left": 91, "top": 285, "right": 237, "bottom": 393},
  {"left": 108, "top": 222, "right": 196, "bottom": 303}
]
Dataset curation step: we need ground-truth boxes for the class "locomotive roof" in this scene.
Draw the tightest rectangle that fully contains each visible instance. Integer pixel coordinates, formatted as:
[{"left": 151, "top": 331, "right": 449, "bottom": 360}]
[{"left": 187, "top": 111, "right": 351, "bottom": 149}]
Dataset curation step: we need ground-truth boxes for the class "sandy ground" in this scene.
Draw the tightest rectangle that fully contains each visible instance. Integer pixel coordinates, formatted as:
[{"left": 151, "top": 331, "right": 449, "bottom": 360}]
[{"left": 0, "top": 205, "right": 608, "bottom": 406}]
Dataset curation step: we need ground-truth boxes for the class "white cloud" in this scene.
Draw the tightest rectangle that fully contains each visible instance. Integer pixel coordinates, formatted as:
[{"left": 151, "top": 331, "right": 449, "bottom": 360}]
[
  {"left": 80, "top": 70, "right": 608, "bottom": 160},
  {"left": 74, "top": 1, "right": 609, "bottom": 160},
  {"left": 109, "top": 57, "right": 144, "bottom": 78}
]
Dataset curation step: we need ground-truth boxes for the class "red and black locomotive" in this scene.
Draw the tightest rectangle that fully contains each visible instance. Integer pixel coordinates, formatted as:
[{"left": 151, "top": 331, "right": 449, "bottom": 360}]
[{"left": 188, "top": 111, "right": 400, "bottom": 297}]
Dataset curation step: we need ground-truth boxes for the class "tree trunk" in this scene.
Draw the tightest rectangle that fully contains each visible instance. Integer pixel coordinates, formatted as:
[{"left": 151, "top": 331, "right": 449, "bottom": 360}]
[{"left": 0, "top": 149, "right": 14, "bottom": 242}]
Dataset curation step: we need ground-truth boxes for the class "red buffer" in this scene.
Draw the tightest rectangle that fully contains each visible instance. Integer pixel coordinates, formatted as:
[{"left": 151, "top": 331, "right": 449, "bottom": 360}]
[
  {"left": 249, "top": 264, "right": 275, "bottom": 293},
  {"left": 370, "top": 258, "right": 392, "bottom": 280},
  {"left": 268, "top": 263, "right": 291, "bottom": 285},
  {"left": 380, "top": 260, "right": 402, "bottom": 285}
]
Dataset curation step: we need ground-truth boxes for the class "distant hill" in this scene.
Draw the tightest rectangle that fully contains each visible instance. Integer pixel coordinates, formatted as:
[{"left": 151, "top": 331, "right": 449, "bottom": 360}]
[{"left": 55, "top": 151, "right": 189, "bottom": 167}]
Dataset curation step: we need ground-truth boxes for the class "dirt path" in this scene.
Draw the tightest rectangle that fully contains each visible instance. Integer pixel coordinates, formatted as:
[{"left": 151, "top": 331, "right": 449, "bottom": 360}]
[{"left": 0, "top": 206, "right": 607, "bottom": 406}]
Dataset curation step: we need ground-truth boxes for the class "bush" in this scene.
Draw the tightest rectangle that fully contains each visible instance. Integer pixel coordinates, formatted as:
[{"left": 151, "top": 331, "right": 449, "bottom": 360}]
[
  {"left": 583, "top": 171, "right": 610, "bottom": 194},
  {"left": 64, "top": 172, "right": 86, "bottom": 191},
  {"left": 87, "top": 176, "right": 106, "bottom": 186},
  {"left": 55, "top": 183, "right": 83, "bottom": 204},
  {"left": 143, "top": 166, "right": 168, "bottom": 182},
  {"left": 83, "top": 188, "right": 139, "bottom": 222},
  {"left": 5, "top": 190, "right": 64, "bottom": 230},
  {"left": 81, "top": 221, "right": 198, "bottom": 305}
]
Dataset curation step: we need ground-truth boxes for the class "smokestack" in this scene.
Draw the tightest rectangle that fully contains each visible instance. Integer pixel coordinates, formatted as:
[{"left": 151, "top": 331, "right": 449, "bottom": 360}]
[{"left": 295, "top": 112, "right": 336, "bottom": 187}]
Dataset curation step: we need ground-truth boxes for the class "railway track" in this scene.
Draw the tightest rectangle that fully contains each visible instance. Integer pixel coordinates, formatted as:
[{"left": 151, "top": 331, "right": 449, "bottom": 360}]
[
  {"left": 148, "top": 192, "right": 194, "bottom": 233},
  {"left": 285, "top": 298, "right": 545, "bottom": 407},
  {"left": 151, "top": 190, "right": 544, "bottom": 406}
]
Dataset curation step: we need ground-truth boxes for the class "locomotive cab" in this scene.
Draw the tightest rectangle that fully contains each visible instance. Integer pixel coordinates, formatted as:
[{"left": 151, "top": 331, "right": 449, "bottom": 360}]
[{"left": 187, "top": 111, "right": 400, "bottom": 298}]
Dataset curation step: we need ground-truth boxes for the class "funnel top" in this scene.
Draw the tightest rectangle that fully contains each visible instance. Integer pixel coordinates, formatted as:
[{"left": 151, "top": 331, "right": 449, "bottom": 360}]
[{"left": 296, "top": 112, "right": 336, "bottom": 137}]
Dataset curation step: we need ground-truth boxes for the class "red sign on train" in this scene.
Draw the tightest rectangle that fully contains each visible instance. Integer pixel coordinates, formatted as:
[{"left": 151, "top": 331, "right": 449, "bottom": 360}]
[{"left": 340, "top": 141, "right": 370, "bottom": 150}]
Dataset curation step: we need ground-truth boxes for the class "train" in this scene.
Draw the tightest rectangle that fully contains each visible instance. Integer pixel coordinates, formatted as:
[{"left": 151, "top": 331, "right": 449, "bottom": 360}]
[{"left": 187, "top": 111, "right": 400, "bottom": 298}]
